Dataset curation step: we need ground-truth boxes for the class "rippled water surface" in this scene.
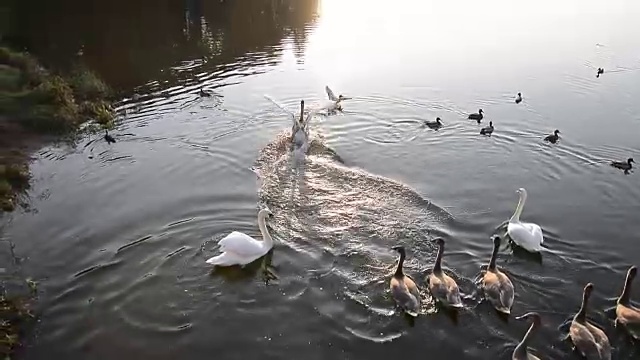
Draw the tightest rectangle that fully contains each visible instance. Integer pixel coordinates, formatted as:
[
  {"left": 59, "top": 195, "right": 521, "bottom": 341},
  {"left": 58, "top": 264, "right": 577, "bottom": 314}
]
[{"left": 3, "top": 0, "right": 640, "bottom": 359}]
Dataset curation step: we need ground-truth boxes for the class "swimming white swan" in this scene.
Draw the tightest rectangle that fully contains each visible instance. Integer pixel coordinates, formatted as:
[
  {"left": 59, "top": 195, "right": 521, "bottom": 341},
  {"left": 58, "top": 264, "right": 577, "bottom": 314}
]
[
  {"left": 264, "top": 95, "right": 314, "bottom": 138},
  {"left": 507, "top": 188, "right": 543, "bottom": 252},
  {"left": 291, "top": 100, "right": 309, "bottom": 152},
  {"left": 205, "top": 209, "right": 274, "bottom": 266},
  {"left": 317, "top": 85, "right": 351, "bottom": 113}
]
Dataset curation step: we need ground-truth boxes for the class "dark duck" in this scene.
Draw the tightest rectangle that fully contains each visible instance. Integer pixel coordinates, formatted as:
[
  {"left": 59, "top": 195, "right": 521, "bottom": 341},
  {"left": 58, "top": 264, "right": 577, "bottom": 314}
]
[
  {"left": 480, "top": 121, "right": 494, "bottom": 136},
  {"left": 468, "top": 109, "right": 483, "bottom": 123},
  {"left": 543, "top": 129, "right": 560, "bottom": 144},
  {"left": 611, "top": 158, "right": 634, "bottom": 171},
  {"left": 104, "top": 130, "right": 116, "bottom": 144},
  {"left": 425, "top": 117, "right": 443, "bottom": 130}
]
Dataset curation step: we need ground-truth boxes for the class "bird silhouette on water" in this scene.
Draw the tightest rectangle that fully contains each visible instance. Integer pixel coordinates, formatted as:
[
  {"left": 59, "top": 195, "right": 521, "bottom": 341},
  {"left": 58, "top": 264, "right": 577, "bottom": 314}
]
[
  {"left": 468, "top": 109, "right": 483, "bottom": 123},
  {"left": 104, "top": 130, "right": 116, "bottom": 144},
  {"left": 544, "top": 129, "right": 560, "bottom": 144}
]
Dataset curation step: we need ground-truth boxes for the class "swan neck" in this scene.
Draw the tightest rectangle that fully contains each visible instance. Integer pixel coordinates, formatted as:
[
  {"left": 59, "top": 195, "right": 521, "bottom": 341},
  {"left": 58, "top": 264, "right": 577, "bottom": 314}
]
[
  {"left": 300, "top": 102, "right": 305, "bottom": 122},
  {"left": 488, "top": 242, "right": 499, "bottom": 270},
  {"left": 434, "top": 243, "right": 444, "bottom": 273},
  {"left": 510, "top": 192, "right": 526, "bottom": 222},
  {"left": 394, "top": 252, "right": 405, "bottom": 277},
  {"left": 576, "top": 289, "right": 589, "bottom": 321},
  {"left": 518, "top": 320, "right": 539, "bottom": 350},
  {"left": 258, "top": 214, "right": 273, "bottom": 249},
  {"left": 619, "top": 272, "right": 634, "bottom": 305}
]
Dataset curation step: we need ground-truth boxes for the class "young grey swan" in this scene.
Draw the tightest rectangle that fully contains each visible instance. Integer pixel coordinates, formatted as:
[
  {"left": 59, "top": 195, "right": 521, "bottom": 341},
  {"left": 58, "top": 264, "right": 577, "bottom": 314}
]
[
  {"left": 480, "top": 121, "right": 494, "bottom": 136},
  {"left": 544, "top": 129, "right": 560, "bottom": 144},
  {"left": 468, "top": 109, "right": 484, "bottom": 123},
  {"left": 427, "top": 238, "right": 463, "bottom": 309},
  {"left": 569, "top": 283, "right": 611, "bottom": 360},
  {"left": 615, "top": 266, "right": 640, "bottom": 339},
  {"left": 482, "top": 236, "right": 514, "bottom": 315},
  {"left": 389, "top": 245, "right": 421, "bottom": 317},
  {"left": 513, "top": 312, "right": 542, "bottom": 360}
]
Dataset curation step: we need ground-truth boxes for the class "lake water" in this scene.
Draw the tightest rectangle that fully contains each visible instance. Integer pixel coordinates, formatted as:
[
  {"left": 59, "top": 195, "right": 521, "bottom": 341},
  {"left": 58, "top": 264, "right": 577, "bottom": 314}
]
[{"left": 3, "top": 0, "right": 640, "bottom": 359}]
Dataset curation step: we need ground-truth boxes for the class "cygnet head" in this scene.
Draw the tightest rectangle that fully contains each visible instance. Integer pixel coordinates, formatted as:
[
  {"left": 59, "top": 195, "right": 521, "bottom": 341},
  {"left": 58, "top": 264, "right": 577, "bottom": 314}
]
[
  {"left": 584, "top": 282, "right": 594, "bottom": 296},
  {"left": 391, "top": 245, "right": 406, "bottom": 255},
  {"left": 515, "top": 312, "right": 541, "bottom": 325},
  {"left": 516, "top": 187, "right": 527, "bottom": 195}
]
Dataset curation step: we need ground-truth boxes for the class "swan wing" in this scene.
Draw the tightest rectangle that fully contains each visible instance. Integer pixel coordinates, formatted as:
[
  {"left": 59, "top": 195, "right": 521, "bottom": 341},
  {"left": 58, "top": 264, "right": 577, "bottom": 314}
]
[
  {"left": 326, "top": 85, "right": 338, "bottom": 101},
  {"left": 217, "top": 231, "right": 266, "bottom": 257},
  {"left": 521, "top": 222, "right": 544, "bottom": 244},
  {"left": 497, "top": 272, "right": 515, "bottom": 310},
  {"left": 429, "top": 273, "right": 461, "bottom": 307},
  {"left": 508, "top": 222, "right": 543, "bottom": 251},
  {"left": 264, "top": 95, "right": 295, "bottom": 121},
  {"left": 570, "top": 322, "right": 606, "bottom": 359},
  {"left": 586, "top": 323, "right": 611, "bottom": 359},
  {"left": 483, "top": 271, "right": 513, "bottom": 313},
  {"left": 390, "top": 278, "right": 420, "bottom": 315}
]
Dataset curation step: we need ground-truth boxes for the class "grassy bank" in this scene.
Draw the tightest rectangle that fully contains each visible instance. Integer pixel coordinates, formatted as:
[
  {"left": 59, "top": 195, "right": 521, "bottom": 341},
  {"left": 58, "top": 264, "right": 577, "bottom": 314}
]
[{"left": 0, "top": 46, "right": 114, "bottom": 212}]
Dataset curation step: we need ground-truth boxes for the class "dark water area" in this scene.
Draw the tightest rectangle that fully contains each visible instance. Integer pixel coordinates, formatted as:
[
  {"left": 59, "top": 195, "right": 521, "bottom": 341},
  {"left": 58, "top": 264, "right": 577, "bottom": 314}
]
[{"left": 2, "top": 0, "right": 640, "bottom": 359}]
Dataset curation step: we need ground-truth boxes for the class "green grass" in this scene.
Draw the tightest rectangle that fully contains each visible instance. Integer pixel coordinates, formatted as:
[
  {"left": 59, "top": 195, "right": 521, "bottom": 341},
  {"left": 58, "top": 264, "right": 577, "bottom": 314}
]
[{"left": 0, "top": 46, "right": 113, "bottom": 212}]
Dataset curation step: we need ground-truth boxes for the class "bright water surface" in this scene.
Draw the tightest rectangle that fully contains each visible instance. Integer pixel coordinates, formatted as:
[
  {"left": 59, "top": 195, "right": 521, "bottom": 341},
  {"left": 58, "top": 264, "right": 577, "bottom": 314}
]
[{"left": 3, "top": 0, "right": 640, "bottom": 359}]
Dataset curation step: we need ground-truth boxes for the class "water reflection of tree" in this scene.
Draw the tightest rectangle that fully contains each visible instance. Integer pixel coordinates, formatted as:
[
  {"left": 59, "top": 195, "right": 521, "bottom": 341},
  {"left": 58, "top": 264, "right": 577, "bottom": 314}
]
[{"left": 5, "top": 0, "right": 319, "bottom": 91}]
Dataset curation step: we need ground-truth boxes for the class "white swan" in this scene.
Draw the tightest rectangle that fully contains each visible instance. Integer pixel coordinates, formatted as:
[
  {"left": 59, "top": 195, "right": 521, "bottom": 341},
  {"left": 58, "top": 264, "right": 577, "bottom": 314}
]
[
  {"left": 205, "top": 209, "right": 274, "bottom": 266},
  {"left": 507, "top": 188, "right": 544, "bottom": 252},
  {"left": 291, "top": 100, "right": 309, "bottom": 152},
  {"left": 317, "top": 85, "right": 350, "bottom": 113},
  {"left": 264, "top": 95, "right": 315, "bottom": 145}
]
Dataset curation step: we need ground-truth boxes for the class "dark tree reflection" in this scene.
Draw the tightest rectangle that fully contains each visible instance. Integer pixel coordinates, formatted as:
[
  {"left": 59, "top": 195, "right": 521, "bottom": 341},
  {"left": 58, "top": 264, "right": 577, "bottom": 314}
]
[{"left": 3, "top": 0, "right": 319, "bottom": 91}]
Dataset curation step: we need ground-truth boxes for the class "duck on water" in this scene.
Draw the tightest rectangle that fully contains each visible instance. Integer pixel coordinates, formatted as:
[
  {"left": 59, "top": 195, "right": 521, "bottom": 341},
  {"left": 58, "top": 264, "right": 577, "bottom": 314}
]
[
  {"left": 480, "top": 121, "right": 494, "bottom": 136},
  {"left": 610, "top": 157, "right": 634, "bottom": 171},
  {"left": 468, "top": 109, "right": 484, "bottom": 123},
  {"left": 104, "top": 130, "right": 116, "bottom": 144},
  {"left": 515, "top": 92, "right": 523, "bottom": 104},
  {"left": 543, "top": 129, "right": 560, "bottom": 144},
  {"left": 425, "top": 117, "right": 443, "bottom": 130}
]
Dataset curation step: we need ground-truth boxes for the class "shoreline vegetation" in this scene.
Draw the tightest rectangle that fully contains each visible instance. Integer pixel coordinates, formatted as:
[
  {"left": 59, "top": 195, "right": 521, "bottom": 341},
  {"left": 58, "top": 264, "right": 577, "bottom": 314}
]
[
  {"left": 0, "top": 45, "right": 115, "bottom": 213},
  {"left": 1, "top": 45, "right": 113, "bottom": 358}
]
